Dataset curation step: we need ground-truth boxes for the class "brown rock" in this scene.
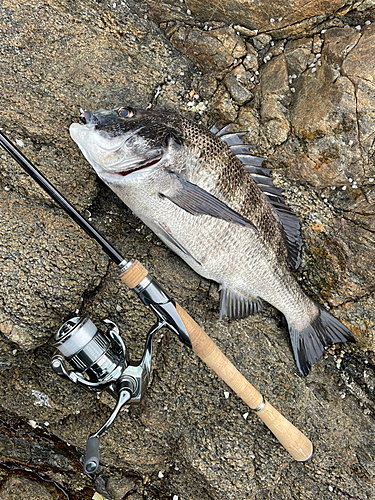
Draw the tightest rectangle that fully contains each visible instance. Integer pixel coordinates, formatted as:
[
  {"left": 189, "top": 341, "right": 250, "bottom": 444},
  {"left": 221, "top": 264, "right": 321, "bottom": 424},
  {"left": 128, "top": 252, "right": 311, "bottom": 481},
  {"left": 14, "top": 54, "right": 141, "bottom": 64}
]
[
  {"left": 342, "top": 23, "right": 375, "bottom": 157},
  {"left": 224, "top": 74, "right": 253, "bottom": 105},
  {"left": 260, "top": 98, "right": 290, "bottom": 145},
  {"left": 185, "top": 0, "right": 354, "bottom": 34},
  {"left": 323, "top": 26, "right": 361, "bottom": 67},
  {"left": 260, "top": 54, "right": 290, "bottom": 101},
  {"left": 284, "top": 37, "right": 313, "bottom": 75},
  {"left": 0, "top": 475, "right": 61, "bottom": 500},
  {"left": 288, "top": 65, "right": 362, "bottom": 187},
  {"left": 243, "top": 44, "right": 259, "bottom": 72},
  {"left": 342, "top": 23, "right": 375, "bottom": 83},
  {"left": 170, "top": 26, "right": 246, "bottom": 72},
  {"left": 237, "top": 106, "right": 261, "bottom": 144},
  {"left": 211, "top": 86, "right": 238, "bottom": 122}
]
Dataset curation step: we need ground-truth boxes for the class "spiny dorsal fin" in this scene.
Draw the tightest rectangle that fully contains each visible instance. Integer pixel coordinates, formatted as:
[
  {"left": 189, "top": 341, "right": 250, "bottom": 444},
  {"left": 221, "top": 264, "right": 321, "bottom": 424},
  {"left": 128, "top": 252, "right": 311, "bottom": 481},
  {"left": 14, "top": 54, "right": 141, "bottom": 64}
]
[{"left": 211, "top": 123, "right": 303, "bottom": 270}]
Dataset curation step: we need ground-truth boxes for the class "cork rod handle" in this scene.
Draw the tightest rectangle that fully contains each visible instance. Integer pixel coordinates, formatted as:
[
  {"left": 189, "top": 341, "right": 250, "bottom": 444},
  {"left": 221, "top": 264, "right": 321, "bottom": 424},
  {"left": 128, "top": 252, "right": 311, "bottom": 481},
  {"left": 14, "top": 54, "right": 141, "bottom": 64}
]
[{"left": 120, "top": 261, "right": 313, "bottom": 462}]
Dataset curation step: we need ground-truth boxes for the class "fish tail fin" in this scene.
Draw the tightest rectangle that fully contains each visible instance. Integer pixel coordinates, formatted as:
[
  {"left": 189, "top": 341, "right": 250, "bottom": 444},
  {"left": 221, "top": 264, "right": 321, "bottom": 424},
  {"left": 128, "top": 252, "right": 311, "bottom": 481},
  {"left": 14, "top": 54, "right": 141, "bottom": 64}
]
[{"left": 288, "top": 306, "right": 356, "bottom": 377}]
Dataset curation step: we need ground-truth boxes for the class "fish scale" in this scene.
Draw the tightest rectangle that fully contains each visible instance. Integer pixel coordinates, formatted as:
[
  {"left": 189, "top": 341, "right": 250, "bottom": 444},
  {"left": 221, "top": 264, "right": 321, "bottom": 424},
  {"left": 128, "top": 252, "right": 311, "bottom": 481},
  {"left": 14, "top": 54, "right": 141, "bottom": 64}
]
[{"left": 69, "top": 106, "right": 356, "bottom": 376}]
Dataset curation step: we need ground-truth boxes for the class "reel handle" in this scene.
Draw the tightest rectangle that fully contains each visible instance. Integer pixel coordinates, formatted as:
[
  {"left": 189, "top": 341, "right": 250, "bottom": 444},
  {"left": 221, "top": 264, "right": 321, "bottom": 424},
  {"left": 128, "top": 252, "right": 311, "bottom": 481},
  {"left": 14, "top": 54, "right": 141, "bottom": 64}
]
[
  {"left": 83, "top": 436, "right": 100, "bottom": 474},
  {"left": 120, "top": 260, "right": 313, "bottom": 462}
]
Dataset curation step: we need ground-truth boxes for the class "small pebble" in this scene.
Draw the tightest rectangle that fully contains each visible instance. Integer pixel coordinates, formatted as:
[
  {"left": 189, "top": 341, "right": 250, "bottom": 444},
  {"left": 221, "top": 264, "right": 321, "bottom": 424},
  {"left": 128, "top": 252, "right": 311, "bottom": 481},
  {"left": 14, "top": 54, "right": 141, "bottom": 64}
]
[
  {"left": 158, "top": 471, "right": 164, "bottom": 478},
  {"left": 243, "top": 412, "right": 249, "bottom": 420}
]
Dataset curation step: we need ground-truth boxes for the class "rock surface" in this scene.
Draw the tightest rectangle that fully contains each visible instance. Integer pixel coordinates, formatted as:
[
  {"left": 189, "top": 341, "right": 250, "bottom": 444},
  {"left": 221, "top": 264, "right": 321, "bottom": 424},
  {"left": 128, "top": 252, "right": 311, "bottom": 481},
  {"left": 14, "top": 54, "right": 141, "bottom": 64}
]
[{"left": 0, "top": 1, "right": 374, "bottom": 499}]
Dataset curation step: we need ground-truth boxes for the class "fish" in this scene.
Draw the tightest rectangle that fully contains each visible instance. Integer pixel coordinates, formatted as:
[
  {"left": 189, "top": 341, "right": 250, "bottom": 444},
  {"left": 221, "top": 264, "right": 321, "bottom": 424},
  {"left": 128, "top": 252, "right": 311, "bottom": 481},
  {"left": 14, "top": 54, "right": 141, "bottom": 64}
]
[{"left": 69, "top": 106, "right": 356, "bottom": 376}]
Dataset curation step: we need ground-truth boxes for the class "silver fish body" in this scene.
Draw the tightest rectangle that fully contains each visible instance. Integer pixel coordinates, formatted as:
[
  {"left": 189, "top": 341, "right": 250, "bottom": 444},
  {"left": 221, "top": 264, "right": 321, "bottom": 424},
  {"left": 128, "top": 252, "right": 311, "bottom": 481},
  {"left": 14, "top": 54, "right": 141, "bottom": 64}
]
[{"left": 70, "top": 106, "right": 355, "bottom": 375}]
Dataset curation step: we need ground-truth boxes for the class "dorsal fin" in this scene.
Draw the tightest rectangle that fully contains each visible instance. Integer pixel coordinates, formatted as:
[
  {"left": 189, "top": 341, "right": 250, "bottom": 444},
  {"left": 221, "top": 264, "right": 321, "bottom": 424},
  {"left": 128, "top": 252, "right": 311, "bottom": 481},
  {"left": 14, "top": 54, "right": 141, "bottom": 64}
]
[{"left": 211, "top": 123, "right": 303, "bottom": 270}]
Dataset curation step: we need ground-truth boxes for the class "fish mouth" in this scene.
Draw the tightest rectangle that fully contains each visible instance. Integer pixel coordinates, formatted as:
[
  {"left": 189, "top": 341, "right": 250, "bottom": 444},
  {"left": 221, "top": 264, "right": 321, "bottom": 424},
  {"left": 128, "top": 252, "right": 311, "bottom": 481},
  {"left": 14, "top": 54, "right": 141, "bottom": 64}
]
[{"left": 115, "top": 154, "right": 163, "bottom": 177}]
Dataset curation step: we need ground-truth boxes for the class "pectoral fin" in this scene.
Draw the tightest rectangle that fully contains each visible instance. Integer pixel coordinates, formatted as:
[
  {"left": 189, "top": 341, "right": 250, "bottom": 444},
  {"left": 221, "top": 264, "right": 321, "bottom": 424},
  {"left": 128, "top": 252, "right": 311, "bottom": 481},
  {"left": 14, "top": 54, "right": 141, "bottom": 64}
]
[
  {"left": 159, "top": 175, "right": 258, "bottom": 233},
  {"left": 152, "top": 220, "right": 201, "bottom": 266}
]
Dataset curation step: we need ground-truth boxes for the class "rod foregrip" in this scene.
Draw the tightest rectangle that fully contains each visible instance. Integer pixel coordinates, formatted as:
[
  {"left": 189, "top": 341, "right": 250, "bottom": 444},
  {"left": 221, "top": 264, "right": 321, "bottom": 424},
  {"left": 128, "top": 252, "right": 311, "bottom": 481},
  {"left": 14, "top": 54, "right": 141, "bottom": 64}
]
[{"left": 119, "top": 261, "right": 313, "bottom": 462}]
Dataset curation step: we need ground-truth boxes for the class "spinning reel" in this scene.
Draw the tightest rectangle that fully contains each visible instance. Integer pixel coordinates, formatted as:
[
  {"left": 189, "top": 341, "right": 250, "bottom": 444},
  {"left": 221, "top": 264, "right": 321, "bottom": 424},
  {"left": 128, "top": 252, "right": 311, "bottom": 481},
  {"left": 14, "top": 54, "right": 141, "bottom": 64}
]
[
  {"left": 51, "top": 271, "right": 192, "bottom": 474},
  {"left": 52, "top": 315, "right": 159, "bottom": 473}
]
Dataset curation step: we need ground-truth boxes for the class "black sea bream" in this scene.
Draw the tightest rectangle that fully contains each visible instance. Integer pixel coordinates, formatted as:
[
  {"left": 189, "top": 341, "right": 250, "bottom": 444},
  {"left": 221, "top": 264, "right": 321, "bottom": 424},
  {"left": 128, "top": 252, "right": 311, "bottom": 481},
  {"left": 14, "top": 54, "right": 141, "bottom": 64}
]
[{"left": 70, "top": 106, "right": 356, "bottom": 376}]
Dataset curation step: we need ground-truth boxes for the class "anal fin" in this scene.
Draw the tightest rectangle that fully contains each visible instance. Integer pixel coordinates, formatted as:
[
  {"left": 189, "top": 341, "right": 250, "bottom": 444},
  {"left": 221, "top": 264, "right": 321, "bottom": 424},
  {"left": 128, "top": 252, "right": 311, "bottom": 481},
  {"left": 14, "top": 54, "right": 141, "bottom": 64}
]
[{"left": 219, "top": 287, "right": 262, "bottom": 320}]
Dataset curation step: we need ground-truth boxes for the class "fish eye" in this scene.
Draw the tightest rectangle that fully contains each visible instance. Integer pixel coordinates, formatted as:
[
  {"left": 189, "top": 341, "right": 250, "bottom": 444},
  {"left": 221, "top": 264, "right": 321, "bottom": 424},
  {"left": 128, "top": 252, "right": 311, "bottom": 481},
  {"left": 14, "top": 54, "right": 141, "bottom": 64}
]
[{"left": 118, "top": 107, "right": 135, "bottom": 118}]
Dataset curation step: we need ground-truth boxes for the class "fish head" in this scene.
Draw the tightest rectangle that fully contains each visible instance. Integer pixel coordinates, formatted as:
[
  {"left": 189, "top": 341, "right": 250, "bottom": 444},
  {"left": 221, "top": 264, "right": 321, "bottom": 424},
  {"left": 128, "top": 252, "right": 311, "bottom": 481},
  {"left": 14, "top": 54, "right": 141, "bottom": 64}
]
[{"left": 69, "top": 106, "right": 183, "bottom": 184}]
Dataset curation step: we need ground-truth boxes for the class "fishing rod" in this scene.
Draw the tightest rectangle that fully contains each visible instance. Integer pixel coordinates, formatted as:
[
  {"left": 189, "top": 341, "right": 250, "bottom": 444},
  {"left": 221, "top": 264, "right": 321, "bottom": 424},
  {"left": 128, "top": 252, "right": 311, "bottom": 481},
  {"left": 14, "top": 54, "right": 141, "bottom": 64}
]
[{"left": 0, "top": 130, "right": 313, "bottom": 472}]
